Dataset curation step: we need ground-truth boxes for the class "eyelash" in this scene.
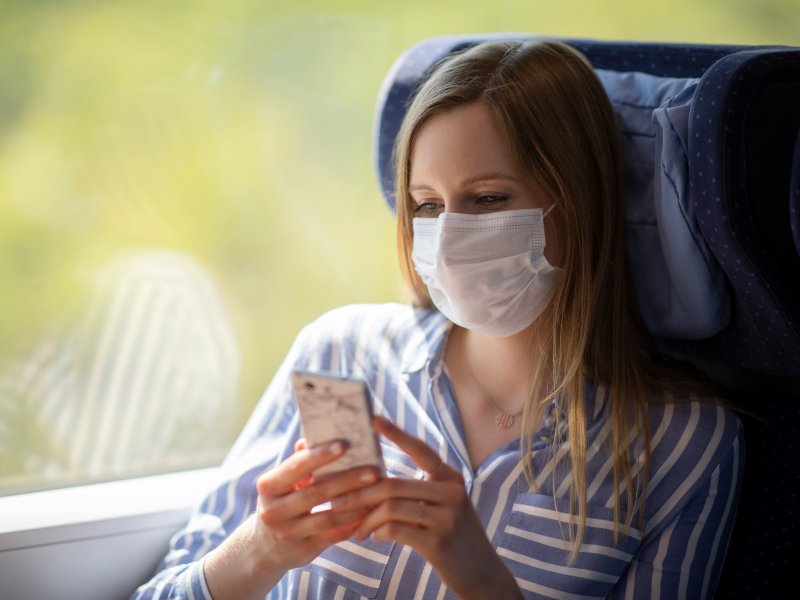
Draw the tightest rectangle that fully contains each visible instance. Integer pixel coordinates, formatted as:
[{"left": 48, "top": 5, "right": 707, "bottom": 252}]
[
  {"left": 414, "top": 202, "right": 441, "bottom": 215},
  {"left": 476, "top": 195, "right": 508, "bottom": 207}
]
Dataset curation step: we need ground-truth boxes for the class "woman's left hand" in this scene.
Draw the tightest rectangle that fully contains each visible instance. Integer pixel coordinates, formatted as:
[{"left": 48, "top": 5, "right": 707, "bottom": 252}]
[{"left": 330, "top": 416, "right": 522, "bottom": 600}]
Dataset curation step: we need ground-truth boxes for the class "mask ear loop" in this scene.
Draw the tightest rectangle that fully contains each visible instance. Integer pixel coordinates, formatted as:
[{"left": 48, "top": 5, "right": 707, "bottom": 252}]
[{"left": 543, "top": 203, "right": 557, "bottom": 218}]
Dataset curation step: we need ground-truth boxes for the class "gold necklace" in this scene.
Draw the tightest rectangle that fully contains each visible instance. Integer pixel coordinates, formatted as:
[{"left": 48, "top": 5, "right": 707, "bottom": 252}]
[
  {"left": 494, "top": 409, "right": 523, "bottom": 430},
  {"left": 448, "top": 328, "right": 525, "bottom": 430},
  {"left": 458, "top": 356, "right": 524, "bottom": 430}
]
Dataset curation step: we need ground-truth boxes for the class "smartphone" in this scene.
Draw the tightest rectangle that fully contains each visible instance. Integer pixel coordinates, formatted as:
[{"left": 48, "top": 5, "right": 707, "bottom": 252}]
[{"left": 291, "top": 369, "right": 385, "bottom": 478}]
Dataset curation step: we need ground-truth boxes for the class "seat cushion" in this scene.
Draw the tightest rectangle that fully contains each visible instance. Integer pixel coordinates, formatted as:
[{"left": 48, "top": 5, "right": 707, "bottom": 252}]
[{"left": 596, "top": 69, "right": 731, "bottom": 338}]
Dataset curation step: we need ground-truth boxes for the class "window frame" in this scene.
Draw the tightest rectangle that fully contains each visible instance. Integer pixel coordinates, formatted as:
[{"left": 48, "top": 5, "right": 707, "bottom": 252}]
[{"left": 0, "top": 467, "right": 217, "bottom": 600}]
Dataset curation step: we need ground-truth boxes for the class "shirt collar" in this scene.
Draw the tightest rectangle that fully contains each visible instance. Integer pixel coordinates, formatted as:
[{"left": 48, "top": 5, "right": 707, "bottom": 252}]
[{"left": 399, "top": 309, "right": 453, "bottom": 374}]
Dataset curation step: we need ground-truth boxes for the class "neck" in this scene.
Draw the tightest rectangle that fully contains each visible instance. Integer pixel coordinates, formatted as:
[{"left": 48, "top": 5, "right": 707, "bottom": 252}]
[{"left": 445, "top": 316, "right": 548, "bottom": 417}]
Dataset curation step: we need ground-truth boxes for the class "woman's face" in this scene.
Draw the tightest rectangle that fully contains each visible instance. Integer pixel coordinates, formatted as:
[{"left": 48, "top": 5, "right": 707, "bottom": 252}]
[{"left": 408, "top": 101, "right": 563, "bottom": 266}]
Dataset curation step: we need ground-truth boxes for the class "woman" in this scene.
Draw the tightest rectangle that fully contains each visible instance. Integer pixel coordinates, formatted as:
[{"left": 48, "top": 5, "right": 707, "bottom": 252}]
[{"left": 133, "top": 40, "right": 742, "bottom": 599}]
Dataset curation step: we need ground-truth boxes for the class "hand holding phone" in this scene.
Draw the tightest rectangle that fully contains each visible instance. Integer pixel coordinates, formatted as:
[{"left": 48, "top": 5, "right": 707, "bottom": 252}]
[{"left": 292, "top": 370, "right": 385, "bottom": 478}]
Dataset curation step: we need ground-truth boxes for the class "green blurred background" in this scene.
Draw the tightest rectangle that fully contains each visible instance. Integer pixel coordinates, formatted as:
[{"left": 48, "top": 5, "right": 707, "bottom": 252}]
[{"left": 1, "top": 0, "right": 798, "bottom": 486}]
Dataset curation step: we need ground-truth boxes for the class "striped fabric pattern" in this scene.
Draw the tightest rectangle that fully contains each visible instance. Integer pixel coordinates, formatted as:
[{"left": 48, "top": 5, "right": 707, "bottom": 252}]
[{"left": 134, "top": 303, "right": 743, "bottom": 599}]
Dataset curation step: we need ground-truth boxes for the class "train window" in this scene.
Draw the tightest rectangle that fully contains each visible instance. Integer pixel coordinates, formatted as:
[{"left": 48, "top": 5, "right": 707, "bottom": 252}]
[{"left": 0, "top": 1, "right": 797, "bottom": 498}]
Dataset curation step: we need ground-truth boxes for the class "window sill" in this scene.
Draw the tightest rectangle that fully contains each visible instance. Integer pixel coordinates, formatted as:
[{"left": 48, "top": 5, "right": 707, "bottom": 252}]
[{"left": 0, "top": 467, "right": 218, "bottom": 600}]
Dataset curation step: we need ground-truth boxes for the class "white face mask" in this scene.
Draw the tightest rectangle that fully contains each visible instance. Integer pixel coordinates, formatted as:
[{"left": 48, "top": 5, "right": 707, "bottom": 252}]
[{"left": 411, "top": 207, "right": 561, "bottom": 337}]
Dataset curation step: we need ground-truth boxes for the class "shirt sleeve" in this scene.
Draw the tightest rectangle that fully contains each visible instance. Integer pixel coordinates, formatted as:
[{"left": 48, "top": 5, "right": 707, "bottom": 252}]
[
  {"left": 129, "top": 320, "right": 313, "bottom": 599},
  {"left": 611, "top": 415, "right": 744, "bottom": 599}
]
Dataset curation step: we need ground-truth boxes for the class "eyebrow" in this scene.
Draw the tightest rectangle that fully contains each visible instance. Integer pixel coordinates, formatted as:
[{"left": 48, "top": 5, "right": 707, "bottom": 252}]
[{"left": 408, "top": 172, "right": 521, "bottom": 193}]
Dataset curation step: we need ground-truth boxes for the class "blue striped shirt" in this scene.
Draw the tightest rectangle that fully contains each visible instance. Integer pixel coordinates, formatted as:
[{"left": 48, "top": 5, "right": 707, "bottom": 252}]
[{"left": 133, "top": 303, "right": 743, "bottom": 599}]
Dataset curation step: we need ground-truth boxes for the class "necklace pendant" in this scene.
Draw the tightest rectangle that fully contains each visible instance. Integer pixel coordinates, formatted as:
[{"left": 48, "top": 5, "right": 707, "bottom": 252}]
[{"left": 494, "top": 412, "right": 515, "bottom": 429}]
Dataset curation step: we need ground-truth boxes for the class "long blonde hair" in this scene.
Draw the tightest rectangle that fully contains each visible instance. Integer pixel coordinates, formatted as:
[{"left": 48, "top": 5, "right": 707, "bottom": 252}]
[{"left": 394, "top": 39, "right": 665, "bottom": 554}]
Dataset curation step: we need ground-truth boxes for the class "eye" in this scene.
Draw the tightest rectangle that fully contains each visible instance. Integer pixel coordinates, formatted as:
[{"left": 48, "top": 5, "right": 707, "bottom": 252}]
[
  {"left": 413, "top": 201, "right": 443, "bottom": 217},
  {"left": 476, "top": 195, "right": 509, "bottom": 209}
]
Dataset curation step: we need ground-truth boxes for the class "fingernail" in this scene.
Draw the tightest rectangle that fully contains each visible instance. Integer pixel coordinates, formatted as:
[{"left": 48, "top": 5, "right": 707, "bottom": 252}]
[
  {"left": 329, "top": 441, "right": 345, "bottom": 454},
  {"left": 360, "top": 470, "right": 376, "bottom": 484}
]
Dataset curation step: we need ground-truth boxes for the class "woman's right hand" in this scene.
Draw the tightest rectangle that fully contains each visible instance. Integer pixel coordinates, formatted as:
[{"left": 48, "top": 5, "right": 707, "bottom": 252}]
[
  {"left": 255, "top": 439, "right": 381, "bottom": 569},
  {"left": 204, "top": 439, "right": 381, "bottom": 600}
]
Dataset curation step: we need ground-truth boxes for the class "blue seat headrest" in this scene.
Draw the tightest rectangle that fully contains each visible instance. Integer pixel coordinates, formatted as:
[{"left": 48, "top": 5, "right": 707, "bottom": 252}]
[{"left": 373, "top": 35, "right": 800, "bottom": 377}]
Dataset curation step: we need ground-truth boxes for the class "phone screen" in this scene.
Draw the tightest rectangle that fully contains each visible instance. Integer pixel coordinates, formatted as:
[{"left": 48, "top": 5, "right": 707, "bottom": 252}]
[{"left": 291, "top": 370, "right": 385, "bottom": 477}]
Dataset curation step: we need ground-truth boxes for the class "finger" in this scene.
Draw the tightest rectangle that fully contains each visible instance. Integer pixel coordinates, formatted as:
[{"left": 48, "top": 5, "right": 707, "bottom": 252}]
[
  {"left": 258, "top": 440, "right": 347, "bottom": 497},
  {"left": 354, "top": 498, "right": 446, "bottom": 540},
  {"left": 304, "top": 520, "right": 362, "bottom": 550},
  {"left": 330, "top": 475, "right": 443, "bottom": 512},
  {"left": 269, "top": 507, "right": 369, "bottom": 543},
  {"left": 291, "top": 440, "right": 313, "bottom": 489},
  {"left": 265, "top": 465, "right": 381, "bottom": 521},
  {"left": 373, "top": 416, "right": 454, "bottom": 480},
  {"left": 369, "top": 521, "right": 431, "bottom": 548}
]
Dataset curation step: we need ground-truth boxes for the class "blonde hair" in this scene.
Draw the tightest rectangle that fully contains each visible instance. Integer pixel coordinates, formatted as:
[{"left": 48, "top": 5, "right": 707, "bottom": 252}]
[{"left": 394, "top": 39, "right": 662, "bottom": 556}]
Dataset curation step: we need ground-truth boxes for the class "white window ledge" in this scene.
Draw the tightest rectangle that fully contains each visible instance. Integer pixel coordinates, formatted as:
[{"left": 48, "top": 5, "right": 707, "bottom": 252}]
[{"left": 0, "top": 467, "right": 218, "bottom": 600}]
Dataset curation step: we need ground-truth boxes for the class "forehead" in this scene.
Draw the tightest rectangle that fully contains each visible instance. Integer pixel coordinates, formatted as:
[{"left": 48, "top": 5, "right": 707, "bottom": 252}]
[{"left": 409, "top": 102, "right": 517, "bottom": 185}]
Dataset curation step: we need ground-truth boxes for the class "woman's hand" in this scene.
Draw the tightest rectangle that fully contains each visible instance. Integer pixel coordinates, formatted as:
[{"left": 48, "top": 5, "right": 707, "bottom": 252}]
[
  {"left": 331, "top": 416, "right": 523, "bottom": 600},
  {"left": 204, "top": 439, "right": 381, "bottom": 600},
  {"left": 255, "top": 438, "right": 383, "bottom": 570}
]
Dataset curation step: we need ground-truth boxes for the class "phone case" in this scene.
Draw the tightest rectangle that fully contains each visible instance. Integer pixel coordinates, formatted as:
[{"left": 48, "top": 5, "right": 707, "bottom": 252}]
[{"left": 291, "top": 370, "right": 385, "bottom": 477}]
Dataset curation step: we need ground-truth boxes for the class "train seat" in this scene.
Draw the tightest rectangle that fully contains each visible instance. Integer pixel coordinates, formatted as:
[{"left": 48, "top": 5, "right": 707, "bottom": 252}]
[{"left": 373, "top": 34, "right": 800, "bottom": 598}]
